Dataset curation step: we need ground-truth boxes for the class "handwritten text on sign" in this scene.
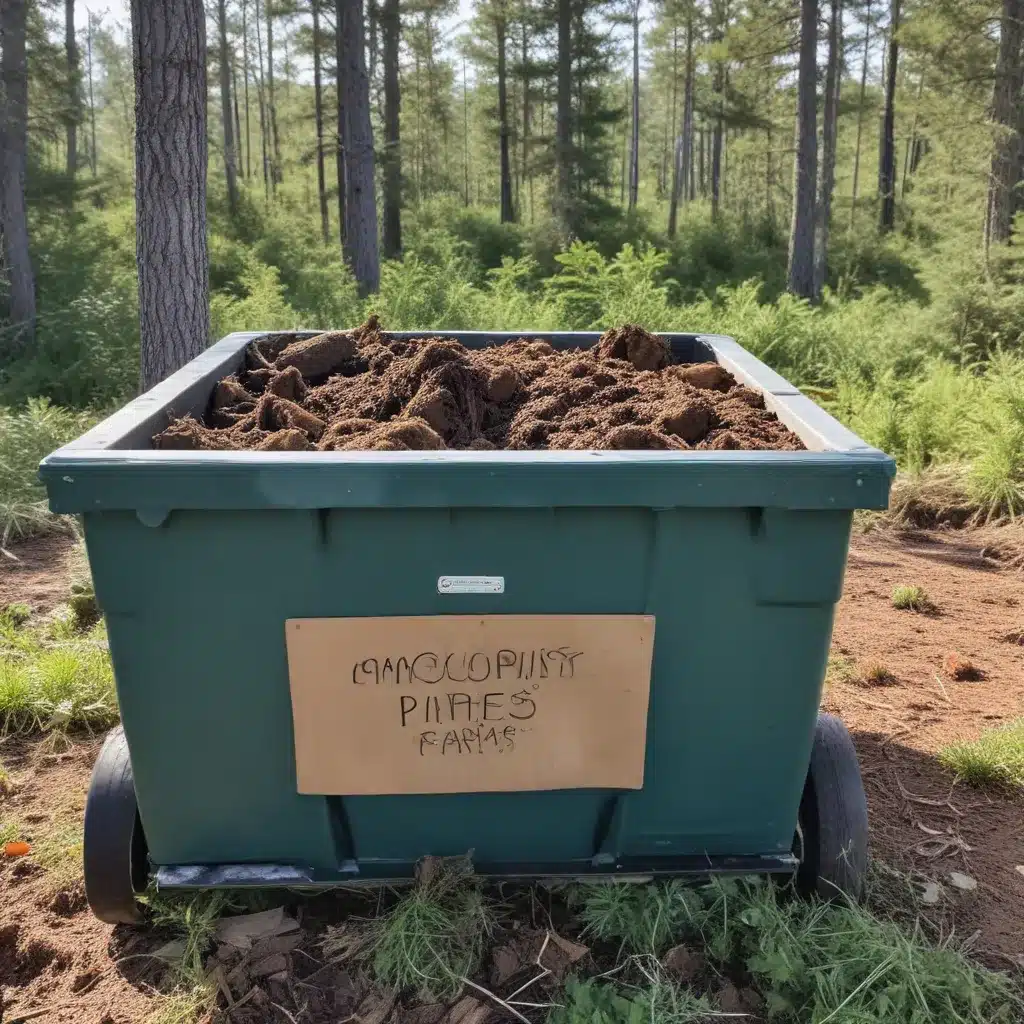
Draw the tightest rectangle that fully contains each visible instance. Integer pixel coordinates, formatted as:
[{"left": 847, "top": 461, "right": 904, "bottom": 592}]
[{"left": 285, "top": 615, "right": 655, "bottom": 795}]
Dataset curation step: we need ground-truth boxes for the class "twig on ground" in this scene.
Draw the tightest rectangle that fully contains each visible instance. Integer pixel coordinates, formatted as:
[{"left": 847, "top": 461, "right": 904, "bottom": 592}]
[{"left": 459, "top": 977, "right": 532, "bottom": 1024}]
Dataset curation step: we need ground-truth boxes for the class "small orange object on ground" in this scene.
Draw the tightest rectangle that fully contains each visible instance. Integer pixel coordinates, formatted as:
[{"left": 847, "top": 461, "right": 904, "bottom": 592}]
[{"left": 3, "top": 840, "right": 31, "bottom": 857}]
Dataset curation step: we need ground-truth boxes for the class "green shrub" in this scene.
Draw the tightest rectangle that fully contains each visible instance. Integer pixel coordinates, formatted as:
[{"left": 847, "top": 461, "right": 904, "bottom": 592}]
[
  {"left": 891, "top": 585, "right": 932, "bottom": 611},
  {"left": 0, "top": 399, "right": 95, "bottom": 547}
]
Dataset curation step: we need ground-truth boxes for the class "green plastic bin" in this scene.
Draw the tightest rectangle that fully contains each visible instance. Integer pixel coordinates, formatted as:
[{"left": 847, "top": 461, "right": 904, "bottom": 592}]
[{"left": 40, "top": 331, "right": 895, "bottom": 923}]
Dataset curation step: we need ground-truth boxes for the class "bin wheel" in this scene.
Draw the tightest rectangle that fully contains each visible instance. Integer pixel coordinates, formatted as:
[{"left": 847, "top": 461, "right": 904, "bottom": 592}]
[
  {"left": 84, "top": 725, "right": 149, "bottom": 924},
  {"left": 796, "top": 713, "right": 868, "bottom": 902}
]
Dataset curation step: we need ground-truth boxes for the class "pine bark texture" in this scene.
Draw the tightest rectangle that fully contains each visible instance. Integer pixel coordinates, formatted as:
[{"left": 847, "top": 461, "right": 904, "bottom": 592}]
[
  {"left": 787, "top": 0, "right": 818, "bottom": 298},
  {"left": 380, "top": 0, "right": 401, "bottom": 256},
  {"left": 985, "top": 0, "right": 1024, "bottom": 247},
  {"left": 132, "top": 0, "right": 210, "bottom": 392},
  {"left": 879, "top": 0, "right": 900, "bottom": 232},
  {"left": 812, "top": 0, "right": 841, "bottom": 300},
  {"left": 0, "top": 0, "right": 36, "bottom": 349},
  {"left": 217, "top": 0, "right": 239, "bottom": 215},
  {"left": 338, "top": 0, "right": 380, "bottom": 295}
]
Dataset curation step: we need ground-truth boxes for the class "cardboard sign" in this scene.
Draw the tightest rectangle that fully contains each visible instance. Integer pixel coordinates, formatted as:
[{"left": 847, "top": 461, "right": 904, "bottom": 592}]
[{"left": 285, "top": 615, "right": 655, "bottom": 796}]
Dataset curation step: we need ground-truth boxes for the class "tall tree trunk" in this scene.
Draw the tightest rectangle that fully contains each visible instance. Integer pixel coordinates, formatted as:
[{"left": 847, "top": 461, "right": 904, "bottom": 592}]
[
  {"left": 217, "top": 0, "right": 239, "bottom": 215},
  {"left": 985, "top": 0, "right": 1024, "bottom": 248},
  {"left": 254, "top": 0, "right": 271, "bottom": 201},
  {"left": 682, "top": 10, "right": 694, "bottom": 201},
  {"left": 521, "top": 22, "right": 532, "bottom": 224},
  {"left": 668, "top": 8, "right": 692, "bottom": 237},
  {"left": 878, "top": 0, "right": 900, "bottom": 232},
  {"left": 462, "top": 54, "right": 470, "bottom": 205},
  {"left": 381, "top": 0, "right": 402, "bottom": 255},
  {"left": 849, "top": 0, "right": 871, "bottom": 228},
  {"left": 661, "top": 22, "right": 677, "bottom": 200},
  {"left": 86, "top": 11, "right": 97, "bottom": 176},
  {"left": 554, "top": 0, "right": 572, "bottom": 234},
  {"left": 311, "top": 0, "right": 329, "bottom": 243},
  {"left": 65, "top": 0, "right": 79, "bottom": 176},
  {"left": 242, "top": 0, "right": 252, "bottom": 179},
  {"left": 787, "top": 0, "right": 818, "bottom": 298},
  {"left": 497, "top": 8, "right": 514, "bottom": 223},
  {"left": 266, "top": 0, "right": 282, "bottom": 186},
  {"left": 131, "top": 0, "right": 209, "bottom": 392},
  {"left": 335, "top": 9, "right": 347, "bottom": 242},
  {"left": 698, "top": 124, "right": 705, "bottom": 198},
  {"left": 628, "top": 0, "right": 640, "bottom": 210},
  {"left": 338, "top": 0, "right": 380, "bottom": 295},
  {"left": 710, "top": 1, "right": 725, "bottom": 220},
  {"left": 901, "top": 69, "right": 924, "bottom": 196},
  {"left": 0, "top": 0, "right": 35, "bottom": 350},
  {"left": 812, "top": 0, "right": 841, "bottom": 300},
  {"left": 232, "top": 61, "right": 243, "bottom": 179}
]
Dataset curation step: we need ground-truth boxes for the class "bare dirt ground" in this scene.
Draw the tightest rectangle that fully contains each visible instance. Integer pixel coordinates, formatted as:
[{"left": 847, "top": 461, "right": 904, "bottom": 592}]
[
  {"left": 825, "top": 527, "right": 1024, "bottom": 971},
  {"left": 0, "top": 532, "right": 77, "bottom": 614},
  {"left": 1, "top": 526, "right": 1021, "bottom": 1021}
]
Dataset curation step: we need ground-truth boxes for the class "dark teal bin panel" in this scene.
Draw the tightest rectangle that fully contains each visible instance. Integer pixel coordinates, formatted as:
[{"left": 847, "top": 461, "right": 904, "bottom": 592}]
[{"left": 84, "top": 502, "right": 851, "bottom": 869}]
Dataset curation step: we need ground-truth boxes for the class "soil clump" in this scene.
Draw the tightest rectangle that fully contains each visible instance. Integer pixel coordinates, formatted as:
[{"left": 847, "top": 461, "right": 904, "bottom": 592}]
[{"left": 153, "top": 319, "right": 804, "bottom": 452}]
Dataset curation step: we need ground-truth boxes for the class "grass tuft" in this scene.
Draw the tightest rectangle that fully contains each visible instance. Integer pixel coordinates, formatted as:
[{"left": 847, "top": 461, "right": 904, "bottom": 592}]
[
  {"left": 939, "top": 719, "right": 1024, "bottom": 790},
  {"left": 574, "top": 880, "right": 702, "bottom": 956},
  {"left": 891, "top": 584, "right": 933, "bottom": 612},
  {"left": 351, "top": 857, "right": 492, "bottom": 1001},
  {"left": 863, "top": 663, "right": 898, "bottom": 686},
  {"left": 30, "top": 819, "right": 85, "bottom": 892},
  {"left": 2, "top": 603, "right": 32, "bottom": 628},
  {"left": 0, "top": 618, "right": 117, "bottom": 736},
  {"left": 825, "top": 653, "right": 860, "bottom": 688}
]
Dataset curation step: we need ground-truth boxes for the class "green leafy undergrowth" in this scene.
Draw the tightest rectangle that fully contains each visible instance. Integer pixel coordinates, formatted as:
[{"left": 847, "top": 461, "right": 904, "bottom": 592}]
[
  {"left": 575, "top": 878, "right": 1020, "bottom": 1023},
  {"left": 549, "top": 975, "right": 714, "bottom": 1024}
]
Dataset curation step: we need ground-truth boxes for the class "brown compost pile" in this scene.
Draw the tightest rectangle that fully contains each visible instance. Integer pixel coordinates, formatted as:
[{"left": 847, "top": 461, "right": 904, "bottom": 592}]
[{"left": 152, "top": 319, "right": 804, "bottom": 452}]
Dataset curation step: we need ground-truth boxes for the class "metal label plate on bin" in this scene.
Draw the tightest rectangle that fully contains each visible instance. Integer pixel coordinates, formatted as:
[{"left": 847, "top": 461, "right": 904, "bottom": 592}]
[
  {"left": 284, "top": 614, "right": 655, "bottom": 796},
  {"left": 437, "top": 576, "right": 505, "bottom": 594}
]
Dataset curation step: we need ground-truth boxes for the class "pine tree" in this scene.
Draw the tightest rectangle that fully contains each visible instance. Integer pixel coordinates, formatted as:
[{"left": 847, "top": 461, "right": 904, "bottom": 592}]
[
  {"left": 131, "top": 0, "right": 209, "bottom": 391},
  {"left": 0, "top": 0, "right": 36, "bottom": 350},
  {"left": 812, "top": 0, "right": 841, "bottom": 300},
  {"left": 381, "top": 0, "right": 402, "bottom": 255},
  {"left": 787, "top": 0, "right": 818, "bottom": 298},
  {"left": 985, "top": 0, "right": 1023, "bottom": 247},
  {"left": 217, "top": 0, "right": 239, "bottom": 215},
  {"left": 311, "top": 0, "right": 329, "bottom": 242},
  {"left": 338, "top": 0, "right": 380, "bottom": 294},
  {"left": 878, "top": 0, "right": 900, "bottom": 232}
]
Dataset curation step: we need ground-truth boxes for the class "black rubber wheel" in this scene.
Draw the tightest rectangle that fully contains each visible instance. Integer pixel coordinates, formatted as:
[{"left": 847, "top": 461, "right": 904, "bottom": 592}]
[
  {"left": 83, "top": 725, "right": 149, "bottom": 924},
  {"left": 796, "top": 713, "right": 869, "bottom": 902}
]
